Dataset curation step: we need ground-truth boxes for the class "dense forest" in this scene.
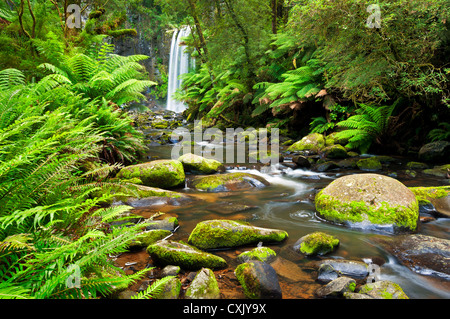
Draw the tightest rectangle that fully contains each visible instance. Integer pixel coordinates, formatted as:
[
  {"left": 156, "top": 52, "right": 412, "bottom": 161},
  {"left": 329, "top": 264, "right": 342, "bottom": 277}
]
[{"left": 0, "top": 0, "right": 449, "bottom": 300}]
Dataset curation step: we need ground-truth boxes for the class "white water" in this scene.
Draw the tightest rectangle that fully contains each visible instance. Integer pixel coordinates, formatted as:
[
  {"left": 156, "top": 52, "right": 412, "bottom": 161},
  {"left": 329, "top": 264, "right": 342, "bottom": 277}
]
[{"left": 166, "top": 27, "right": 191, "bottom": 113}]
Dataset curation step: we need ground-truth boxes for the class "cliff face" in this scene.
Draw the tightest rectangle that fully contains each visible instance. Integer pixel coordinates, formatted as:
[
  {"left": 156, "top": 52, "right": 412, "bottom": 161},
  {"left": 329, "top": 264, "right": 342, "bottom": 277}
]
[{"left": 110, "top": 11, "right": 172, "bottom": 83}]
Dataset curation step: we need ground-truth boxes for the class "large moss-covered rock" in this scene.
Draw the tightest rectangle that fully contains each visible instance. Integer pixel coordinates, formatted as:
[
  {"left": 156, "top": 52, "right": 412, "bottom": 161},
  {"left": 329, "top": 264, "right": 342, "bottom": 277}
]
[
  {"left": 322, "top": 144, "right": 349, "bottom": 159},
  {"left": 315, "top": 174, "right": 419, "bottom": 232},
  {"left": 127, "top": 229, "right": 172, "bottom": 250},
  {"left": 293, "top": 232, "right": 339, "bottom": 256},
  {"left": 94, "top": 183, "right": 188, "bottom": 206},
  {"left": 408, "top": 186, "right": 450, "bottom": 205},
  {"left": 178, "top": 153, "right": 224, "bottom": 174},
  {"left": 235, "top": 261, "right": 282, "bottom": 299},
  {"left": 188, "top": 219, "right": 288, "bottom": 250},
  {"left": 287, "top": 133, "right": 325, "bottom": 154},
  {"left": 116, "top": 160, "right": 185, "bottom": 189},
  {"left": 185, "top": 268, "right": 221, "bottom": 299},
  {"left": 357, "top": 157, "right": 382, "bottom": 171},
  {"left": 189, "top": 172, "right": 270, "bottom": 192},
  {"left": 146, "top": 240, "right": 227, "bottom": 270}
]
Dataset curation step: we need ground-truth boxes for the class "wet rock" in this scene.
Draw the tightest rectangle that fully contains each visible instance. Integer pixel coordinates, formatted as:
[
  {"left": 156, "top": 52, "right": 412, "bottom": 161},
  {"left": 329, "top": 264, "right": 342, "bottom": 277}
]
[
  {"left": 188, "top": 172, "right": 270, "bottom": 192},
  {"left": 292, "top": 155, "right": 311, "bottom": 168},
  {"left": 185, "top": 268, "right": 221, "bottom": 299},
  {"left": 315, "top": 276, "right": 356, "bottom": 298},
  {"left": 406, "top": 161, "right": 429, "bottom": 170},
  {"left": 145, "top": 216, "right": 179, "bottom": 231},
  {"left": 317, "top": 259, "right": 369, "bottom": 283},
  {"left": 322, "top": 144, "right": 349, "bottom": 159},
  {"left": 315, "top": 173, "right": 419, "bottom": 232},
  {"left": 237, "top": 246, "right": 277, "bottom": 264},
  {"left": 357, "top": 280, "right": 409, "bottom": 299},
  {"left": 315, "top": 161, "right": 338, "bottom": 172},
  {"left": 287, "top": 133, "right": 325, "bottom": 155},
  {"left": 116, "top": 160, "right": 185, "bottom": 189},
  {"left": 408, "top": 186, "right": 450, "bottom": 217},
  {"left": 153, "top": 277, "right": 181, "bottom": 299},
  {"left": 127, "top": 229, "right": 172, "bottom": 250},
  {"left": 293, "top": 232, "right": 339, "bottom": 256},
  {"left": 178, "top": 153, "right": 225, "bottom": 174},
  {"left": 373, "top": 234, "right": 450, "bottom": 279},
  {"left": 343, "top": 292, "right": 374, "bottom": 299},
  {"left": 188, "top": 219, "right": 288, "bottom": 250},
  {"left": 235, "top": 261, "right": 282, "bottom": 299},
  {"left": 146, "top": 240, "right": 227, "bottom": 270},
  {"left": 335, "top": 158, "right": 358, "bottom": 169},
  {"left": 95, "top": 183, "right": 189, "bottom": 206},
  {"left": 357, "top": 157, "right": 382, "bottom": 171},
  {"left": 423, "top": 164, "right": 450, "bottom": 178},
  {"left": 160, "top": 265, "right": 181, "bottom": 277},
  {"left": 418, "top": 141, "right": 450, "bottom": 163}
]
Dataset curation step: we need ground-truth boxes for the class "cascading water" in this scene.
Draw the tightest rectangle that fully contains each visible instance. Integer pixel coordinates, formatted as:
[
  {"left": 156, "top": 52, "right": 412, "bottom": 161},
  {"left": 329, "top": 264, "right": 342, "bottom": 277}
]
[{"left": 166, "top": 27, "right": 191, "bottom": 113}]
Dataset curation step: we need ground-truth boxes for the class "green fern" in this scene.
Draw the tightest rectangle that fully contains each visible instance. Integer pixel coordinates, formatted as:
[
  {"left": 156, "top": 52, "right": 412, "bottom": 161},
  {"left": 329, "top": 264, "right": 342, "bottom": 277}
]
[{"left": 132, "top": 276, "right": 176, "bottom": 299}]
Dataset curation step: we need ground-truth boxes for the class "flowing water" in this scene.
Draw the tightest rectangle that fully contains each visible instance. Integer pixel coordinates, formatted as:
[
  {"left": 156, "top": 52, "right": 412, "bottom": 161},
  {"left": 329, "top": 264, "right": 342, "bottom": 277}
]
[
  {"left": 166, "top": 27, "right": 192, "bottom": 113},
  {"left": 119, "top": 142, "right": 450, "bottom": 299}
]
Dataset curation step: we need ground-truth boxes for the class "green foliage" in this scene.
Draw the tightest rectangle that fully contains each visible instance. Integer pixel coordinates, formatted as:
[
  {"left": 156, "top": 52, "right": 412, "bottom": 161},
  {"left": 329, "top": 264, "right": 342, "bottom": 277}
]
[
  {"left": 335, "top": 102, "right": 399, "bottom": 153},
  {"left": 132, "top": 275, "right": 176, "bottom": 299},
  {"left": 37, "top": 41, "right": 157, "bottom": 105},
  {"left": 427, "top": 122, "right": 450, "bottom": 142}
]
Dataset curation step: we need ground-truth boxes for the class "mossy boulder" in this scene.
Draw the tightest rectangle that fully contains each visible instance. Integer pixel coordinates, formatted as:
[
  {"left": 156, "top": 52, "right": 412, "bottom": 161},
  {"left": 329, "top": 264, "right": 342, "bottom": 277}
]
[
  {"left": 357, "top": 280, "right": 409, "bottom": 299},
  {"left": 315, "top": 174, "right": 419, "bottom": 232},
  {"left": 235, "top": 261, "right": 282, "bottom": 299},
  {"left": 146, "top": 240, "right": 227, "bottom": 270},
  {"left": 185, "top": 268, "right": 221, "bottom": 299},
  {"left": 188, "top": 219, "right": 288, "bottom": 250},
  {"left": 322, "top": 144, "right": 349, "bottom": 159},
  {"left": 287, "top": 133, "right": 325, "bottom": 154},
  {"left": 357, "top": 157, "right": 382, "bottom": 171},
  {"left": 423, "top": 164, "right": 450, "bottom": 178},
  {"left": 96, "top": 183, "right": 188, "bottom": 206},
  {"left": 293, "top": 232, "right": 339, "bottom": 256},
  {"left": 406, "top": 161, "right": 429, "bottom": 170},
  {"left": 188, "top": 172, "right": 269, "bottom": 192},
  {"left": 127, "top": 229, "right": 172, "bottom": 250},
  {"left": 152, "top": 277, "right": 181, "bottom": 299},
  {"left": 178, "top": 153, "right": 224, "bottom": 174},
  {"left": 116, "top": 160, "right": 185, "bottom": 189},
  {"left": 408, "top": 186, "right": 450, "bottom": 205},
  {"left": 237, "top": 247, "right": 277, "bottom": 264}
]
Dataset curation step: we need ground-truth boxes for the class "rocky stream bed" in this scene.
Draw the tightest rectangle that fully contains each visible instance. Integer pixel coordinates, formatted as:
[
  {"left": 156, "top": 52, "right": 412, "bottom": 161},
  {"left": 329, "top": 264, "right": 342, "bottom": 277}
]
[{"left": 106, "top": 108, "right": 450, "bottom": 300}]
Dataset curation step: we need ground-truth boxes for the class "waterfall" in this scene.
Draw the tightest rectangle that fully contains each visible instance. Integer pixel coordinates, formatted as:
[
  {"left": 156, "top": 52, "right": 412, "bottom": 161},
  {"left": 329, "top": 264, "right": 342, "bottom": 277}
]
[{"left": 166, "top": 27, "right": 191, "bottom": 113}]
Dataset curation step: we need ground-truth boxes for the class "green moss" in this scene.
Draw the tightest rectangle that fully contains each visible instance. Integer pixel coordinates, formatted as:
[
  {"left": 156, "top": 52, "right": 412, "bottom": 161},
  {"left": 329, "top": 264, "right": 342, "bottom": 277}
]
[
  {"left": 408, "top": 186, "right": 450, "bottom": 205},
  {"left": 237, "top": 247, "right": 277, "bottom": 263},
  {"left": 298, "top": 232, "right": 339, "bottom": 256},
  {"left": 235, "top": 262, "right": 260, "bottom": 299},
  {"left": 287, "top": 133, "right": 325, "bottom": 153},
  {"left": 146, "top": 240, "right": 226, "bottom": 270},
  {"left": 315, "top": 190, "right": 419, "bottom": 231},
  {"left": 191, "top": 172, "right": 268, "bottom": 192},
  {"left": 107, "top": 28, "right": 138, "bottom": 37},
  {"left": 178, "top": 153, "right": 224, "bottom": 174},
  {"left": 357, "top": 157, "right": 382, "bottom": 171},
  {"left": 188, "top": 220, "right": 288, "bottom": 250}
]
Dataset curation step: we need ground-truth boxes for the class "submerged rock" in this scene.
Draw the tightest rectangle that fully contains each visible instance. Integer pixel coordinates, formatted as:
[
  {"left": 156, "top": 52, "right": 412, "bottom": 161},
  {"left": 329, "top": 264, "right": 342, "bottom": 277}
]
[
  {"left": 116, "top": 160, "right": 185, "bottom": 189},
  {"left": 188, "top": 172, "right": 270, "bottom": 192},
  {"left": 188, "top": 219, "right": 288, "bottom": 250},
  {"left": 373, "top": 234, "right": 450, "bottom": 279},
  {"left": 287, "top": 133, "right": 325, "bottom": 155},
  {"left": 423, "top": 164, "right": 450, "bottom": 178},
  {"left": 235, "top": 261, "right": 282, "bottom": 299},
  {"left": 185, "top": 268, "right": 221, "bottom": 299},
  {"left": 178, "top": 153, "right": 225, "bottom": 174},
  {"left": 315, "top": 173, "right": 419, "bottom": 232},
  {"left": 293, "top": 232, "right": 339, "bottom": 256},
  {"left": 146, "top": 240, "right": 227, "bottom": 270}
]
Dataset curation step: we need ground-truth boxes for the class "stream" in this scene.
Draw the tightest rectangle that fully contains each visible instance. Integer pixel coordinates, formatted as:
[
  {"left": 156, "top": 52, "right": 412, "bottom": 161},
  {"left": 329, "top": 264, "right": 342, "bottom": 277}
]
[{"left": 115, "top": 130, "right": 450, "bottom": 299}]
